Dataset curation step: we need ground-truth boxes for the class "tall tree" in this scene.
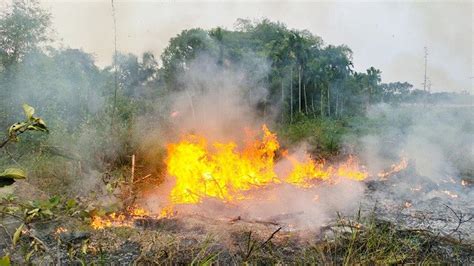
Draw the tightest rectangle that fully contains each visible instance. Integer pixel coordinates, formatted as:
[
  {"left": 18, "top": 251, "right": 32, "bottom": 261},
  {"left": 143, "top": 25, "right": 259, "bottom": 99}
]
[
  {"left": 0, "top": 0, "right": 51, "bottom": 68},
  {"left": 366, "top": 66, "right": 382, "bottom": 108}
]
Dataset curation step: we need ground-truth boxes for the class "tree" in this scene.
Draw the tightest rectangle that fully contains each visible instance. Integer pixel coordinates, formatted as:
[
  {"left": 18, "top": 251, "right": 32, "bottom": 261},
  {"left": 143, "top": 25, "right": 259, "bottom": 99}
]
[
  {"left": 380, "top": 82, "right": 413, "bottom": 103},
  {"left": 365, "top": 66, "right": 382, "bottom": 109},
  {"left": 0, "top": 0, "right": 51, "bottom": 68},
  {"left": 158, "top": 19, "right": 397, "bottom": 120},
  {"left": 161, "top": 29, "right": 218, "bottom": 91}
]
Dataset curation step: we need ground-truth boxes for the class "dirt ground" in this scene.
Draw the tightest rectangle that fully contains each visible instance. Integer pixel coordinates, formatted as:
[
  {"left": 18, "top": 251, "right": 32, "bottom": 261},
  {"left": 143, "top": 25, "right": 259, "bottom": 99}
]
[{"left": 1, "top": 169, "right": 473, "bottom": 264}]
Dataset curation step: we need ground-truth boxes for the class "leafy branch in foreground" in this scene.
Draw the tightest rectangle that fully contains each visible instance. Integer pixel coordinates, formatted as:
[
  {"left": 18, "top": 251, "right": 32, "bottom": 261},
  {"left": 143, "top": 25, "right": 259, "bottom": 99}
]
[
  {"left": 0, "top": 104, "right": 48, "bottom": 187},
  {"left": 1, "top": 104, "right": 48, "bottom": 148}
]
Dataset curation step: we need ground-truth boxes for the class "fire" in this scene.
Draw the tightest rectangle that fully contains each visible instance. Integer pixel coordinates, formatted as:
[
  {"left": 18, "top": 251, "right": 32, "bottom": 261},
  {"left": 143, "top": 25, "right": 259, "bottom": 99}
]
[
  {"left": 91, "top": 213, "right": 127, "bottom": 230},
  {"left": 90, "top": 125, "right": 406, "bottom": 230},
  {"left": 442, "top": 190, "right": 458, "bottom": 198},
  {"left": 55, "top": 227, "right": 68, "bottom": 235},
  {"left": 91, "top": 125, "right": 414, "bottom": 229},
  {"left": 336, "top": 155, "right": 368, "bottom": 181},
  {"left": 90, "top": 207, "right": 150, "bottom": 230},
  {"left": 284, "top": 154, "right": 368, "bottom": 187},
  {"left": 164, "top": 125, "right": 368, "bottom": 206},
  {"left": 132, "top": 207, "right": 149, "bottom": 217},
  {"left": 377, "top": 157, "right": 408, "bottom": 180},
  {"left": 165, "top": 125, "right": 279, "bottom": 204},
  {"left": 284, "top": 154, "right": 330, "bottom": 188}
]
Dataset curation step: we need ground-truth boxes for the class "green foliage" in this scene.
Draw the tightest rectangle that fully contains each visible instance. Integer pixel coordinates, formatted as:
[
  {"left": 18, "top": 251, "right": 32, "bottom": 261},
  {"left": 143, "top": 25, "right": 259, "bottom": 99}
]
[
  {"left": 0, "top": 0, "right": 51, "bottom": 67},
  {"left": 26, "top": 195, "right": 60, "bottom": 218},
  {"left": 7, "top": 104, "right": 48, "bottom": 142},
  {"left": 278, "top": 117, "right": 347, "bottom": 157},
  {"left": 12, "top": 223, "right": 24, "bottom": 248},
  {"left": 159, "top": 19, "right": 408, "bottom": 120},
  {"left": 0, "top": 255, "right": 10, "bottom": 266},
  {"left": 0, "top": 104, "right": 48, "bottom": 187}
]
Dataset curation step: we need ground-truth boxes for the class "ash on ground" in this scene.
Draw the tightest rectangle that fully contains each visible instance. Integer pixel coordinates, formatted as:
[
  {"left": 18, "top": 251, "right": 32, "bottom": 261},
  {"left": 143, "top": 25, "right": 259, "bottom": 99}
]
[{"left": 361, "top": 164, "right": 473, "bottom": 244}]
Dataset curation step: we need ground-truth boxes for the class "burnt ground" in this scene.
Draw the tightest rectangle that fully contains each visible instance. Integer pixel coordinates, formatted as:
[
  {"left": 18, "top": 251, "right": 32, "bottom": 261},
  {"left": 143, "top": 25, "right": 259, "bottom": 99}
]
[
  {"left": 1, "top": 169, "right": 473, "bottom": 264},
  {"left": 362, "top": 170, "right": 474, "bottom": 244}
]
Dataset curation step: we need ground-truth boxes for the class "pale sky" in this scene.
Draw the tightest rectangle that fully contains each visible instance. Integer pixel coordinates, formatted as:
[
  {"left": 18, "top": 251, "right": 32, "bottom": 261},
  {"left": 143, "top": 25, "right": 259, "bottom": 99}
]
[{"left": 10, "top": 1, "right": 474, "bottom": 92}]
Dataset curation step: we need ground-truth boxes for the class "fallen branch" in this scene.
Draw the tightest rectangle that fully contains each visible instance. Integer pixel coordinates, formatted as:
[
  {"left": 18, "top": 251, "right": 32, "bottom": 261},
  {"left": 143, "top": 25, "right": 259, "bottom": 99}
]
[
  {"left": 24, "top": 227, "right": 51, "bottom": 253},
  {"left": 243, "top": 227, "right": 282, "bottom": 260},
  {"left": 443, "top": 204, "right": 472, "bottom": 240},
  {"left": 228, "top": 216, "right": 279, "bottom": 226},
  {"left": 267, "top": 211, "right": 304, "bottom": 222},
  {"left": 258, "top": 227, "right": 282, "bottom": 250},
  {"left": 133, "top": 174, "right": 151, "bottom": 184}
]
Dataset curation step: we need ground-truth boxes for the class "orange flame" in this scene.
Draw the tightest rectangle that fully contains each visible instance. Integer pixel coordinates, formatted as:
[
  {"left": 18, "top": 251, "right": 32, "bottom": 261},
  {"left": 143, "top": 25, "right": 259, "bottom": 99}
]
[
  {"left": 90, "top": 125, "right": 413, "bottom": 229},
  {"left": 164, "top": 125, "right": 368, "bottom": 207},
  {"left": 377, "top": 157, "right": 408, "bottom": 180},
  {"left": 90, "top": 207, "right": 150, "bottom": 230},
  {"left": 165, "top": 125, "right": 280, "bottom": 204}
]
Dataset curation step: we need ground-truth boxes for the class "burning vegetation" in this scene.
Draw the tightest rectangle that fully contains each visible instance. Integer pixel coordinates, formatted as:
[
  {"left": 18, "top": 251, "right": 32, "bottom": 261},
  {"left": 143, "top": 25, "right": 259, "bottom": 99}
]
[
  {"left": 0, "top": 1, "right": 472, "bottom": 264},
  {"left": 89, "top": 125, "right": 414, "bottom": 230},
  {"left": 164, "top": 125, "right": 368, "bottom": 204}
]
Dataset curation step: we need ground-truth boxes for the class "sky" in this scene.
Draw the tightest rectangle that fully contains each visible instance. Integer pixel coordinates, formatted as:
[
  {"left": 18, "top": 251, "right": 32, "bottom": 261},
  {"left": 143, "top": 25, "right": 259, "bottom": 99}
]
[{"left": 19, "top": 1, "right": 474, "bottom": 92}]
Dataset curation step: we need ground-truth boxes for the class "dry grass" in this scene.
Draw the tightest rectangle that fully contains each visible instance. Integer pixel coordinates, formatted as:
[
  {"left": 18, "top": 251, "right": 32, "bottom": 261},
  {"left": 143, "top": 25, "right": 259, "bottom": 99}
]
[{"left": 32, "top": 212, "right": 472, "bottom": 265}]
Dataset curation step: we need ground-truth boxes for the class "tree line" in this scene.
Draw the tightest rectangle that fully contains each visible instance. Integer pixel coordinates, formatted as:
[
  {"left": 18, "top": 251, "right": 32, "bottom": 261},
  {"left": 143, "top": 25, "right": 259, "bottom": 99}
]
[{"left": 0, "top": 1, "right": 453, "bottom": 132}]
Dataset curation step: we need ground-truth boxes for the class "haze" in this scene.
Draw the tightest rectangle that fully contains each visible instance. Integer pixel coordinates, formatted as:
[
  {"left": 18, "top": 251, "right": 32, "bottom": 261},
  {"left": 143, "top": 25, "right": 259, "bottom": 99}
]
[{"left": 10, "top": 0, "right": 474, "bottom": 92}]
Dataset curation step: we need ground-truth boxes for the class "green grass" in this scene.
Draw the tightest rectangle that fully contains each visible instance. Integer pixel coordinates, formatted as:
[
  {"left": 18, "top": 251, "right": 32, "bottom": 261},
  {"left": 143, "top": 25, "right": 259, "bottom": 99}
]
[{"left": 278, "top": 116, "right": 349, "bottom": 158}]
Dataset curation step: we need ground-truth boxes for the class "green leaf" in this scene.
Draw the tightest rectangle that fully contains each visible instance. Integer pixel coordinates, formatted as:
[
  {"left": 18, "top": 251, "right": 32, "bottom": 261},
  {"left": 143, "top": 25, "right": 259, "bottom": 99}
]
[
  {"left": 12, "top": 223, "right": 24, "bottom": 247},
  {"left": 66, "top": 199, "right": 77, "bottom": 210},
  {"left": 34, "top": 118, "right": 48, "bottom": 131},
  {"left": 8, "top": 122, "right": 27, "bottom": 140},
  {"left": 25, "top": 250, "right": 34, "bottom": 263},
  {"left": 0, "top": 168, "right": 26, "bottom": 180},
  {"left": 0, "top": 255, "right": 11, "bottom": 266},
  {"left": 0, "top": 168, "right": 26, "bottom": 186},
  {"left": 48, "top": 195, "right": 60, "bottom": 206},
  {"left": 22, "top": 104, "right": 35, "bottom": 120},
  {"left": 27, "top": 208, "right": 40, "bottom": 215},
  {"left": 41, "top": 209, "right": 53, "bottom": 217},
  {"left": 106, "top": 183, "right": 114, "bottom": 194},
  {"left": 25, "top": 120, "right": 48, "bottom": 133}
]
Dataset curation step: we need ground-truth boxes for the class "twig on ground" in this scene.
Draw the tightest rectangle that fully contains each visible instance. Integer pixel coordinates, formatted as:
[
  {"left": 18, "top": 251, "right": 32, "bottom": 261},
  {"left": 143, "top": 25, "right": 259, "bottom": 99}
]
[
  {"left": 133, "top": 174, "right": 151, "bottom": 184},
  {"left": 258, "top": 227, "right": 282, "bottom": 250},
  {"left": 443, "top": 204, "right": 473, "bottom": 240}
]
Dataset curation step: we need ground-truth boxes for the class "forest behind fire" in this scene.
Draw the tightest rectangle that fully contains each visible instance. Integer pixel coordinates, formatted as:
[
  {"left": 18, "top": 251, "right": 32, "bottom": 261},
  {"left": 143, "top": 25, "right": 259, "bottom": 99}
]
[{"left": 0, "top": 1, "right": 472, "bottom": 264}]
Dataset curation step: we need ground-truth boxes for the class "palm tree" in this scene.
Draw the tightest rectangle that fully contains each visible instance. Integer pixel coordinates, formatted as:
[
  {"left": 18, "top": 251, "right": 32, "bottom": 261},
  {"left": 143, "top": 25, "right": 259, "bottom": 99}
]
[{"left": 366, "top": 66, "right": 382, "bottom": 108}]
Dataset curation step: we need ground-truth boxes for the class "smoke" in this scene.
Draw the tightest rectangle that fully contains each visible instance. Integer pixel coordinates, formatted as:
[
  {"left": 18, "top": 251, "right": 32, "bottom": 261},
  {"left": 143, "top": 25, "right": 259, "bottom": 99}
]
[
  {"left": 357, "top": 103, "right": 473, "bottom": 204},
  {"left": 140, "top": 53, "right": 366, "bottom": 230},
  {"left": 359, "top": 103, "right": 472, "bottom": 181},
  {"left": 164, "top": 53, "right": 272, "bottom": 143}
]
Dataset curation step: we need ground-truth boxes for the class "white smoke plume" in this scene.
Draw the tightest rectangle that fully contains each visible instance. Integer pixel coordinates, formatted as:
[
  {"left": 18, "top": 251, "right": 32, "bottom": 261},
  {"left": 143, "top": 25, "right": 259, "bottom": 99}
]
[{"left": 141, "top": 53, "right": 366, "bottom": 230}]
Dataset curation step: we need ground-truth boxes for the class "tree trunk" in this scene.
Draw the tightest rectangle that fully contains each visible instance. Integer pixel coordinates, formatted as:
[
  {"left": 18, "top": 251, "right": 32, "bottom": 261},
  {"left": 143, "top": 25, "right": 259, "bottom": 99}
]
[
  {"left": 320, "top": 87, "right": 324, "bottom": 117},
  {"left": 303, "top": 83, "right": 308, "bottom": 114},
  {"left": 290, "top": 67, "right": 293, "bottom": 123},
  {"left": 340, "top": 97, "right": 344, "bottom": 116},
  {"left": 298, "top": 65, "right": 302, "bottom": 113},
  {"left": 327, "top": 85, "right": 331, "bottom": 117},
  {"left": 311, "top": 93, "right": 316, "bottom": 118},
  {"left": 281, "top": 79, "right": 284, "bottom": 122}
]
